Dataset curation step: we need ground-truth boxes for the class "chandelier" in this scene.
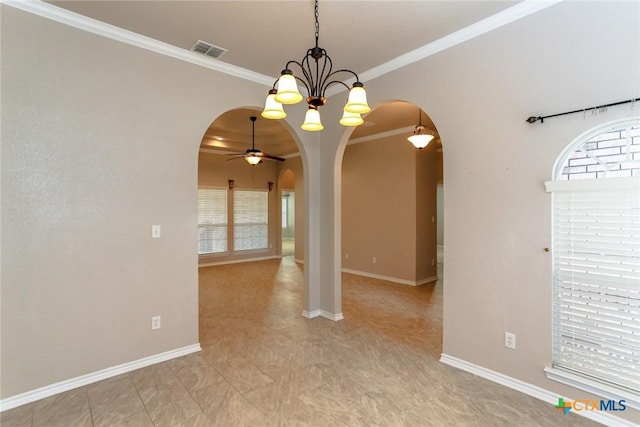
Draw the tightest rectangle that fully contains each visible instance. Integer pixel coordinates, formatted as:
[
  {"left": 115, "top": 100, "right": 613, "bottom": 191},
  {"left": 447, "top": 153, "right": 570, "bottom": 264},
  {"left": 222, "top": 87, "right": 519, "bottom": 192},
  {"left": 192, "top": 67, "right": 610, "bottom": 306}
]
[
  {"left": 407, "top": 108, "right": 435, "bottom": 149},
  {"left": 261, "top": 0, "right": 370, "bottom": 131}
]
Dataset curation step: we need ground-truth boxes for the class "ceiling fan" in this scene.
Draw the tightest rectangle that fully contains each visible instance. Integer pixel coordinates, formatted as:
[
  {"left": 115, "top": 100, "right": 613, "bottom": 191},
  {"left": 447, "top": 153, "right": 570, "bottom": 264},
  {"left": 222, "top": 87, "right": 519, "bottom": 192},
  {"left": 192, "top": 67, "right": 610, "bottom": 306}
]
[{"left": 227, "top": 116, "right": 285, "bottom": 165}]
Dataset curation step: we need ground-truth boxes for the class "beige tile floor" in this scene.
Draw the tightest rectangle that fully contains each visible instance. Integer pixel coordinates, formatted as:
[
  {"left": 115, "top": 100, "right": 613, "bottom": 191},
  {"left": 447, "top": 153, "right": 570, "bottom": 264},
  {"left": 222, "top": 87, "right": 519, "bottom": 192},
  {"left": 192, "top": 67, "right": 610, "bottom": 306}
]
[{"left": 2, "top": 258, "right": 599, "bottom": 426}]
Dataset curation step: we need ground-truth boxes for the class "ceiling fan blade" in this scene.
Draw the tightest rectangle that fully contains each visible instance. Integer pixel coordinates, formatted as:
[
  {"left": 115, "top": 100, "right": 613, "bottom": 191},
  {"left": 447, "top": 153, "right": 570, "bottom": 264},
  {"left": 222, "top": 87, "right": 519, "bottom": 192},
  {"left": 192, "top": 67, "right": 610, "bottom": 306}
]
[{"left": 260, "top": 153, "right": 285, "bottom": 162}]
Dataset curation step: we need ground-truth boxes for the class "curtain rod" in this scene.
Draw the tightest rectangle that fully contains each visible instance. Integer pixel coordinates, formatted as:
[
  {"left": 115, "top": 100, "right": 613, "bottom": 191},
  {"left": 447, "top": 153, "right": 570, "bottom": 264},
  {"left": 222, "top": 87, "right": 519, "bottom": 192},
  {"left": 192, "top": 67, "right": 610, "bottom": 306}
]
[{"left": 526, "top": 97, "right": 639, "bottom": 124}]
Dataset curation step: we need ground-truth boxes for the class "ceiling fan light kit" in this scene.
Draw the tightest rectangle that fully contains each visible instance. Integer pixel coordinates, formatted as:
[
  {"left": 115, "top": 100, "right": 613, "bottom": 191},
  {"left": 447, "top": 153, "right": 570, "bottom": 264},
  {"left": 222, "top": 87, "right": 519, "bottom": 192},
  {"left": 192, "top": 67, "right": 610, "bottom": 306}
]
[
  {"left": 261, "top": 0, "right": 370, "bottom": 131},
  {"left": 227, "top": 116, "right": 285, "bottom": 165}
]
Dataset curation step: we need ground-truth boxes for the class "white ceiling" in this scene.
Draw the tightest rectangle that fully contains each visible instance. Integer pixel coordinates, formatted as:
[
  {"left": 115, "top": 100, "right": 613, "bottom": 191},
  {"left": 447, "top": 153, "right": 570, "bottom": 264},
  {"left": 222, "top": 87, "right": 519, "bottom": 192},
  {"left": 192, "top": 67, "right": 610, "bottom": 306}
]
[
  {"left": 46, "top": 1, "right": 518, "bottom": 78},
  {"left": 41, "top": 0, "right": 521, "bottom": 156}
]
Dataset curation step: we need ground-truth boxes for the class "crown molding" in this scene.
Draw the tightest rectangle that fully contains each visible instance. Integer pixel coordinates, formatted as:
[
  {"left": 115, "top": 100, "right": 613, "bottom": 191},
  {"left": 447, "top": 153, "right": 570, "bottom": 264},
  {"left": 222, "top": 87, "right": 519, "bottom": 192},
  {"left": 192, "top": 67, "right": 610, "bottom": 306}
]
[
  {"left": 4, "top": 0, "right": 560, "bottom": 93},
  {"left": 1, "top": 0, "right": 274, "bottom": 86},
  {"left": 358, "top": 0, "right": 562, "bottom": 84}
]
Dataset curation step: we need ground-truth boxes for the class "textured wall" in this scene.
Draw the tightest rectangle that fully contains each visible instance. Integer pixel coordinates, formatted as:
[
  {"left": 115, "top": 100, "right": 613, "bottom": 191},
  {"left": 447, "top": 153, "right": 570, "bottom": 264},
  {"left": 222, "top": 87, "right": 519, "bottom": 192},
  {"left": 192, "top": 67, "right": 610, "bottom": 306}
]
[
  {"left": 359, "top": 1, "right": 639, "bottom": 422},
  {"left": 3, "top": 2, "right": 639, "bottom": 424},
  {"left": 1, "top": 6, "right": 267, "bottom": 398}
]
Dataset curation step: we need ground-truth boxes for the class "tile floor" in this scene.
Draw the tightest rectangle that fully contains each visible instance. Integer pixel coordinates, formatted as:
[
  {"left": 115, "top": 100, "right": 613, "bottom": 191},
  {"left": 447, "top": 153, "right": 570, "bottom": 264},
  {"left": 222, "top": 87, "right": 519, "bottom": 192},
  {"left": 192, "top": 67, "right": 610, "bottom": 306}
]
[{"left": 2, "top": 257, "right": 599, "bottom": 426}]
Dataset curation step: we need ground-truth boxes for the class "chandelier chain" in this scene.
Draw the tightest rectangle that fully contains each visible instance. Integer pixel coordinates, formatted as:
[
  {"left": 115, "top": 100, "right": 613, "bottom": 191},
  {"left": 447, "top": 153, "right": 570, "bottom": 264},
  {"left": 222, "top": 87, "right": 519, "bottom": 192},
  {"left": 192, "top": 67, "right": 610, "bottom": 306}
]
[{"left": 314, "top": 0, "right": 320, "bottom": 47}]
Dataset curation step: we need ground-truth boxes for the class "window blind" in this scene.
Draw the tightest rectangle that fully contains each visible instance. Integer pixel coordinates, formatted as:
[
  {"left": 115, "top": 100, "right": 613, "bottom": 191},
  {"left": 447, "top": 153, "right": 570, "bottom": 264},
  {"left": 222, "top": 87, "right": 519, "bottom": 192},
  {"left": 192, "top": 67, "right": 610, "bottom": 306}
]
[
  {"left": 233, "top": 190, "right": 268, "bottom": 251},
  {"left": 197, "top": 188, "right": 227, "bottom": 254},
  {"left": 546, "top": 177, "right": 640, "bottom": 394}
]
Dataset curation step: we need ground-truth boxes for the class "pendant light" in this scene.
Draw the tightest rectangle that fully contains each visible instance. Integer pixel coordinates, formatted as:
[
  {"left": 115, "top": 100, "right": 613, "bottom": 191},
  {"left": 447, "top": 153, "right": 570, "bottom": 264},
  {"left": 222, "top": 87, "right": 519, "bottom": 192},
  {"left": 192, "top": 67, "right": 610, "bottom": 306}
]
[
  {"left": 339, "top": 110, "right": 364, "bottom": 127},
  {"left": 261, "top": 0, "right": 370, "bottom": 131},
  {"left": 408, "top": 108, "right": 434, "bottom": 149},
  {"left": 301, "top": 106, "right": 324, "bottom": 131},
  {"left": 261, "top": 89, "right": 287, "bottom": 120}
]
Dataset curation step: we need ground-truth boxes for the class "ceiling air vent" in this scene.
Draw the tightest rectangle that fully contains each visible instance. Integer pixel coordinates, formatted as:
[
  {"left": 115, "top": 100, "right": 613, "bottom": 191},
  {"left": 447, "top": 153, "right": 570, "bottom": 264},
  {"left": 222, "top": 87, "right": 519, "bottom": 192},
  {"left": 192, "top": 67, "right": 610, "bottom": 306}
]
[{"left": 190, "top": 40, "right": 227, "bottom": 59}]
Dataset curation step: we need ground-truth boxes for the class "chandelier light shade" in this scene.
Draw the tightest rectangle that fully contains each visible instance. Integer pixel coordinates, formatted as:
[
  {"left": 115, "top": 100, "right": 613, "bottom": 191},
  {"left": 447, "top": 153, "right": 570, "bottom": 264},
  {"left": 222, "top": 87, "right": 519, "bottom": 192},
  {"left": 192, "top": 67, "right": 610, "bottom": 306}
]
[
  {"left": 261, "top": 0, "right": 370, "bottom": 131},
  {"left": 274, "top": 72, "right": 303, "bottom": 105},
  {"left": 261, "top": 89, "right": 287, "bottom": 119},
  {"left": 344, "top": 83, "right": 370, "bottom": 114},
  {"left": 301, "top": 107, "right": 324, "bottom": 131},
  {"left": 245, "top": 153, "right": 262, "bottom": 165},
  {"left": 339, "top": 110, "right": 364, "bottom": 127},
  {"left": 408, "top": 108, "right": 435, "bottom": 149}
]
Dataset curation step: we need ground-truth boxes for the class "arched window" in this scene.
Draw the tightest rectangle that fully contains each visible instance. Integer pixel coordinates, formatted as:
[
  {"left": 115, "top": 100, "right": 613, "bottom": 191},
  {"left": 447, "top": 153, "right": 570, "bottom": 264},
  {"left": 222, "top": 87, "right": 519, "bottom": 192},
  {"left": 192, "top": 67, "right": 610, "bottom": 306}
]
[{"left": 544, "top": 119, "right": 640, "bottom": 407}]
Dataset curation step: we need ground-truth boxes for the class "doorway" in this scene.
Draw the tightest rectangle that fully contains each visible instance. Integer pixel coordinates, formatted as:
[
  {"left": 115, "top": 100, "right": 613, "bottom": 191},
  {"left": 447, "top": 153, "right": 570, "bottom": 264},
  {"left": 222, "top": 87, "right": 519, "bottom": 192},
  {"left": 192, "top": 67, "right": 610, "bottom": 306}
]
[{"left": 279, "top": 167, "right": 296, "bottom": 258}]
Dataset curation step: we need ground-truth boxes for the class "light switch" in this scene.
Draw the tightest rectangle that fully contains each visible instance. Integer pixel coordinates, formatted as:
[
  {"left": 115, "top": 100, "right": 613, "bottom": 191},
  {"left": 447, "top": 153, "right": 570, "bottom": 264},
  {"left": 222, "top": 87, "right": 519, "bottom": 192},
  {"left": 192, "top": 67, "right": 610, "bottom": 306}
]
[{"left": 152, "top": 225, "right": 161, "bottom": 238}]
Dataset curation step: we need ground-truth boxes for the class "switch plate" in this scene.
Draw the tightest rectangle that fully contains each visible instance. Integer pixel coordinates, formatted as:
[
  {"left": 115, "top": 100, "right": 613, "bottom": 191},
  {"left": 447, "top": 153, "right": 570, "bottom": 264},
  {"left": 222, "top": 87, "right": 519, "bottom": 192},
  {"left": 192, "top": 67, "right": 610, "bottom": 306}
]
[
  {"left": 151, "top": 225, "right": 161, "bottom": 238},
  {"left": 152, "top": 316, "right": 161, "bottom": 330},
  {"left": 345, "top": 253, "right": 349, "bottom": 260},
  {"left": 372, "top": 257, "right": 377, "bottom": 264},
  {"left": 505, "top": 332, "right": 516, "bottom": 350}
]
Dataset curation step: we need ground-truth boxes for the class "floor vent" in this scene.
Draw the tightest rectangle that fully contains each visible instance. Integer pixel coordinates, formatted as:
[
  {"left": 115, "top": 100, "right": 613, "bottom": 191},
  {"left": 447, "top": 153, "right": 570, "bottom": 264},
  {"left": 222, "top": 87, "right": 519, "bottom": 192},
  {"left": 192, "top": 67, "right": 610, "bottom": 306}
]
[{"left": 191, "top": 40, "right": 227, "bottom": 59}]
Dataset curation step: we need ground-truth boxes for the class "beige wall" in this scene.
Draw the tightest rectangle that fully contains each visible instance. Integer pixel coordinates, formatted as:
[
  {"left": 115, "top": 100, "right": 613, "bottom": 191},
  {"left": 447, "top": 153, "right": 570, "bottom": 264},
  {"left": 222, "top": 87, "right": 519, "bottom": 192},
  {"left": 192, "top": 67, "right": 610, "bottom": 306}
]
[
  {"left": 415, "top": 145, "right": 438, "bottom": 282},
  {"left": 342, "top": 135, "right": 437, "bottom": 283},
  {"left": 197, "top": 151, "right": 280, "bottom": 264},
  {"left": 360, "top": 1, "right": 639, "bottom": 422},
  {"left": 280, "top": 158, "right": 305, "bottom": 262},
  {"left": 0, "top": 6, "right": 268, "bottom": 398}
]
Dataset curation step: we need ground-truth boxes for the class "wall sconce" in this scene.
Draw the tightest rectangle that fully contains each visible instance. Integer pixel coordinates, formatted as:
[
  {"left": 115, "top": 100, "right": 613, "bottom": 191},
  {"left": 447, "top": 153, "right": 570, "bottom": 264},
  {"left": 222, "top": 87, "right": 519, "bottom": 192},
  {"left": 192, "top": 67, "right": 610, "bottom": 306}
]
[
  {"left": 268, "top": 182, "right": 274, "bottom": 192},
  {"left": 228, "top": 179, "right": 234, "bottom": 190}
]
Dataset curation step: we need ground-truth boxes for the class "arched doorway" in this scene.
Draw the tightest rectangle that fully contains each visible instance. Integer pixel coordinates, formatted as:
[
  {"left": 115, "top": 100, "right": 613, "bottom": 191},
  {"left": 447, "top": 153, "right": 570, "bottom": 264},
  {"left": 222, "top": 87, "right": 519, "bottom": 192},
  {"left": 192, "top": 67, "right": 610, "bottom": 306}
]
[
  {"left": 279, "top": 169, "right": 296, "bottom": 258},
  {"left": 340, "top": 101, "right": 441, "bottom": 284},
  {"left": 196, "top": 108, "right": 301, "bottom": 266},
  {"left": 337, "top": 100, "right": 444, "bottom": 354}
]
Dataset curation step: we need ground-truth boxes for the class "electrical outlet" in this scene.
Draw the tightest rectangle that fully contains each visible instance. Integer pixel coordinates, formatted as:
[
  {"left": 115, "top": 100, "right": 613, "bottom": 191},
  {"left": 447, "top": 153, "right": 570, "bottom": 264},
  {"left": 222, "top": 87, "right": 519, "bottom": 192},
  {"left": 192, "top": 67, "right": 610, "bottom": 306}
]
[
  {"left": 151, "top": 316, "right": 161, "bottom": 330},
  {"left": 372, "top": 257, "right": 377, "bottom": 264},
  {"left": 505, "top": 332, "right": 516, "bottom": 350},
  {"left": 151, "top": 225, "right": 161, "bottom": 239},
  {"left": 345, "top": 253, "right": 349, "bottom": 260}
]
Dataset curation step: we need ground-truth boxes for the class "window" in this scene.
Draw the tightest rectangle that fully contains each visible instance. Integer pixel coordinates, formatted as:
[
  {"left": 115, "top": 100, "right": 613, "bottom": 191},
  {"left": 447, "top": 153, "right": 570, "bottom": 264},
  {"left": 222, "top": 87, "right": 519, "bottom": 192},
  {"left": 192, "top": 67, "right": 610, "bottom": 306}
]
[
  {"left": 282, "top": 195, "right": 288, "bottom": 228},
  {"left": 545, "top": 120, "right": 640, "bottom": 406},
  {"left": 197, "top": 188, "right": 227, "bottom": 254},
  {"left": 233, "top": 190, "right": 268, "bottom": 251}
]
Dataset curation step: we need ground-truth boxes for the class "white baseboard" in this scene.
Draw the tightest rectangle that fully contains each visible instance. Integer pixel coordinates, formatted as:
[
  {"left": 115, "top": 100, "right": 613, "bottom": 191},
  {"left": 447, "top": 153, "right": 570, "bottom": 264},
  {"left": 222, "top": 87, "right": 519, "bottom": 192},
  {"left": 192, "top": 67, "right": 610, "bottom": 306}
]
[
  {"left": 439, "top": 354, "right": 637, "bottom": 427},
  {"left": 198, "top": 255, "right": 279, "bottom": 267},
  {"left": 0, "top": 344, "right": 201, "bottom": 412},
  {"left": 342, "top": 268, "right": 437, "bottom": 286},
  {"left": 415, "top": 275, "right": 439, "bottom": 286},
  {"left": 302, "top": 309, "right": 344, "bottom": 321}
]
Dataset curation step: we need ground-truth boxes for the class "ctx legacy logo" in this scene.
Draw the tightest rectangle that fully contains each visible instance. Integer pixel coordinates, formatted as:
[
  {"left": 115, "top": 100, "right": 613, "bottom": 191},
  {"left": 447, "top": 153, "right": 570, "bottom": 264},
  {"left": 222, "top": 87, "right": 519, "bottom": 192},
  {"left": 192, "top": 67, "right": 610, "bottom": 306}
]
[{"left": 555, "top": 397, "right": 626, "bottom": 414}]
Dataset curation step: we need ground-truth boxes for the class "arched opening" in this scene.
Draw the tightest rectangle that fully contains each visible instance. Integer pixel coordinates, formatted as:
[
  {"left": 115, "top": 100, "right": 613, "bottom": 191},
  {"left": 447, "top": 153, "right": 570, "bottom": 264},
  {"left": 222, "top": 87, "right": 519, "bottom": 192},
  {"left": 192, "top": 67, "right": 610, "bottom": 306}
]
[
  {"left": 195, "top": 107, "right": 308, "bottom": 346},
  {"left": 197, "top": 108, "right": 302, "bottom": 266},
  {"left": 279, "top": 169, "right": 296, "bottom": 258},
  {"left": 337, "top": 100, "right": 444, "bottom": 355}
]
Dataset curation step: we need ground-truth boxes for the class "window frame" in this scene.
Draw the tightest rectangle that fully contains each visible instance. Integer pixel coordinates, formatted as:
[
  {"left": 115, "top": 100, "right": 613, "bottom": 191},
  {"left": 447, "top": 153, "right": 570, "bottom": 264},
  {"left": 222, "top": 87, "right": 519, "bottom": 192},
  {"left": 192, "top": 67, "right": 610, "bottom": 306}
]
[{"left": 545, "top": 118, "right": 640, "bottom": 409}]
